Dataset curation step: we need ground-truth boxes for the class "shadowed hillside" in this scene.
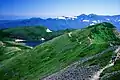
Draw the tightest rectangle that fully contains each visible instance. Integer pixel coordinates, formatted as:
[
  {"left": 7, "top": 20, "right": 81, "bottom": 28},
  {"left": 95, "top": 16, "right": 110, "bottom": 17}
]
[{"left": 1, "top": 26, "right": 74, "bottom": 41}]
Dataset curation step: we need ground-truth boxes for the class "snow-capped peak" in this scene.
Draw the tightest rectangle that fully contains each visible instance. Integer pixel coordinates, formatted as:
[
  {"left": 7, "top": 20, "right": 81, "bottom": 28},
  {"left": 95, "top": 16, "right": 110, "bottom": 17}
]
[
  {"left": 66, "top": 16, "right": 77, "bottom": 19},
  {"left": 46, "top": 28, "right": 52, "bottom": 32},
  {"left": 56, "top": 16, "right": 77, "bottom": 20},
  {"left": 57, "top": 16, "right": 66, "bottom": 19}
]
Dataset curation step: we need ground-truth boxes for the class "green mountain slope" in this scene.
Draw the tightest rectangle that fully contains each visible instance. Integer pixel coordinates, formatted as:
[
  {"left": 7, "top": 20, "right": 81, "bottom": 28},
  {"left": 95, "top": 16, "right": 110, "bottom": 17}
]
[
  {"left": 2, "top": 26, "right": 74, "bottom": 41},
  {"left": 0, "top": 41, "right": 31, "bottom": 62},
  {"left": 0, "top": 22, "right": 120, "bottom": 80}
]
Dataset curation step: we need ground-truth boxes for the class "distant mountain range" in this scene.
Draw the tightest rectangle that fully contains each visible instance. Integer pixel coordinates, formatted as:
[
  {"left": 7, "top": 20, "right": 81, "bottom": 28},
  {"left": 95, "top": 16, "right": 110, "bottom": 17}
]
[{"left": 0, "top": 14, "right": 120, "bottom": 31}]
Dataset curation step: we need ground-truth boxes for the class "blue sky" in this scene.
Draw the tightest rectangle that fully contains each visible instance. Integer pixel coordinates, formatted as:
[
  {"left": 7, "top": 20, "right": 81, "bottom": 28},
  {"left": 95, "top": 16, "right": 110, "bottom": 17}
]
[{"left": 0, "top": 0, "right": 120, "bottom": 19}]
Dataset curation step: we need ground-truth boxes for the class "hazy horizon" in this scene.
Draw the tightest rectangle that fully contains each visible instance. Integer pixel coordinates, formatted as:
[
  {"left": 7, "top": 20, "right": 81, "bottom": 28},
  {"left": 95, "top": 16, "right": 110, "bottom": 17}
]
[{"left": 0, "top": 0, "right": 120, "bottom": 20}]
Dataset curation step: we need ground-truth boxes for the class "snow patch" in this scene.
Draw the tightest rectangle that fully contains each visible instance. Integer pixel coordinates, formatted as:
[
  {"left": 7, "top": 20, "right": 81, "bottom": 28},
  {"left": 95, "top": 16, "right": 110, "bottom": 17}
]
[
  {"left": 46, "top": 28, "right": 52, "bottom": 32},
  {"left": 82, "top": 20, "right": 89, "bottom": 22},
  {"left": 56, "top": 16, "right": 77, "bottom": 20},
  {"left": 90, "top": 23, "right": 95, "bottom": 26},
  {"left": 92, "top": 20, "right": 97, "bottom": 23},
  {"left": 15, "top": 39, "right": 25, "bottom": 42},
  {"left": 65, "top": 16, "right": 77, "bottom": 20},
  {"left": 41, "top": 38, "right": 45, "bottom": 41}
]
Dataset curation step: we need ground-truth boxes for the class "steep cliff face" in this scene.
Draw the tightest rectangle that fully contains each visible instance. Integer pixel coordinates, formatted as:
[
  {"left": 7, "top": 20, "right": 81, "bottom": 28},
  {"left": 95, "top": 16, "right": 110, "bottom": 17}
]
[{"left": 0, "top": 22, "right": 120, "bottom": 80}]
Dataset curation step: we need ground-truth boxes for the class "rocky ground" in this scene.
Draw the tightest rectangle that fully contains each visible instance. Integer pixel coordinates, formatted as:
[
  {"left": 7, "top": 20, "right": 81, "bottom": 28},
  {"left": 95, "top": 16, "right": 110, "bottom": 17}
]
[{"left": 42, "top": 46, "right": 118, "bottom": 80}]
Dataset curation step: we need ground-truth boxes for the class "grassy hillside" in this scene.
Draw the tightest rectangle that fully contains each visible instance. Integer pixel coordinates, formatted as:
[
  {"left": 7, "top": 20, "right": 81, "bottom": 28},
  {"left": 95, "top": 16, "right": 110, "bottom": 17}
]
[
  {"left": 2, "top": 26, "right": 74, "bottom": 41},
  {"left": 0, "top": 29, "right": 11, "bottom": 41},
  {"left": 0, "top": 22, "right": 120, "bottom": 80},
  {"left": 0, "top": 41, "right": 31, "bottom": 62}
]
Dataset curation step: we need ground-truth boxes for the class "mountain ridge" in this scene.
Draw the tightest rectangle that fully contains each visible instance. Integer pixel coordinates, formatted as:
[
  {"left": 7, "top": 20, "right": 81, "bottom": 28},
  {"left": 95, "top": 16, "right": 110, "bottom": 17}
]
[
  {"left": 0, "top": 14, "right": 120, "bottom": 31},
  {"left": 0, "top": 22, "right": 120, "bottom": 80}
]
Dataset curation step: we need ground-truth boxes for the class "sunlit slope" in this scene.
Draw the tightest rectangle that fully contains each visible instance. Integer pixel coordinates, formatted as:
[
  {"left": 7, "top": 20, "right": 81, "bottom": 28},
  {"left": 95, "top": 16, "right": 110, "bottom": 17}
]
[
  {"left": 0, "top": 41, "right": 31, "bottom": 62},
  {"left": 0, "top": 22, "right": 120, "bottom": 80}
]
